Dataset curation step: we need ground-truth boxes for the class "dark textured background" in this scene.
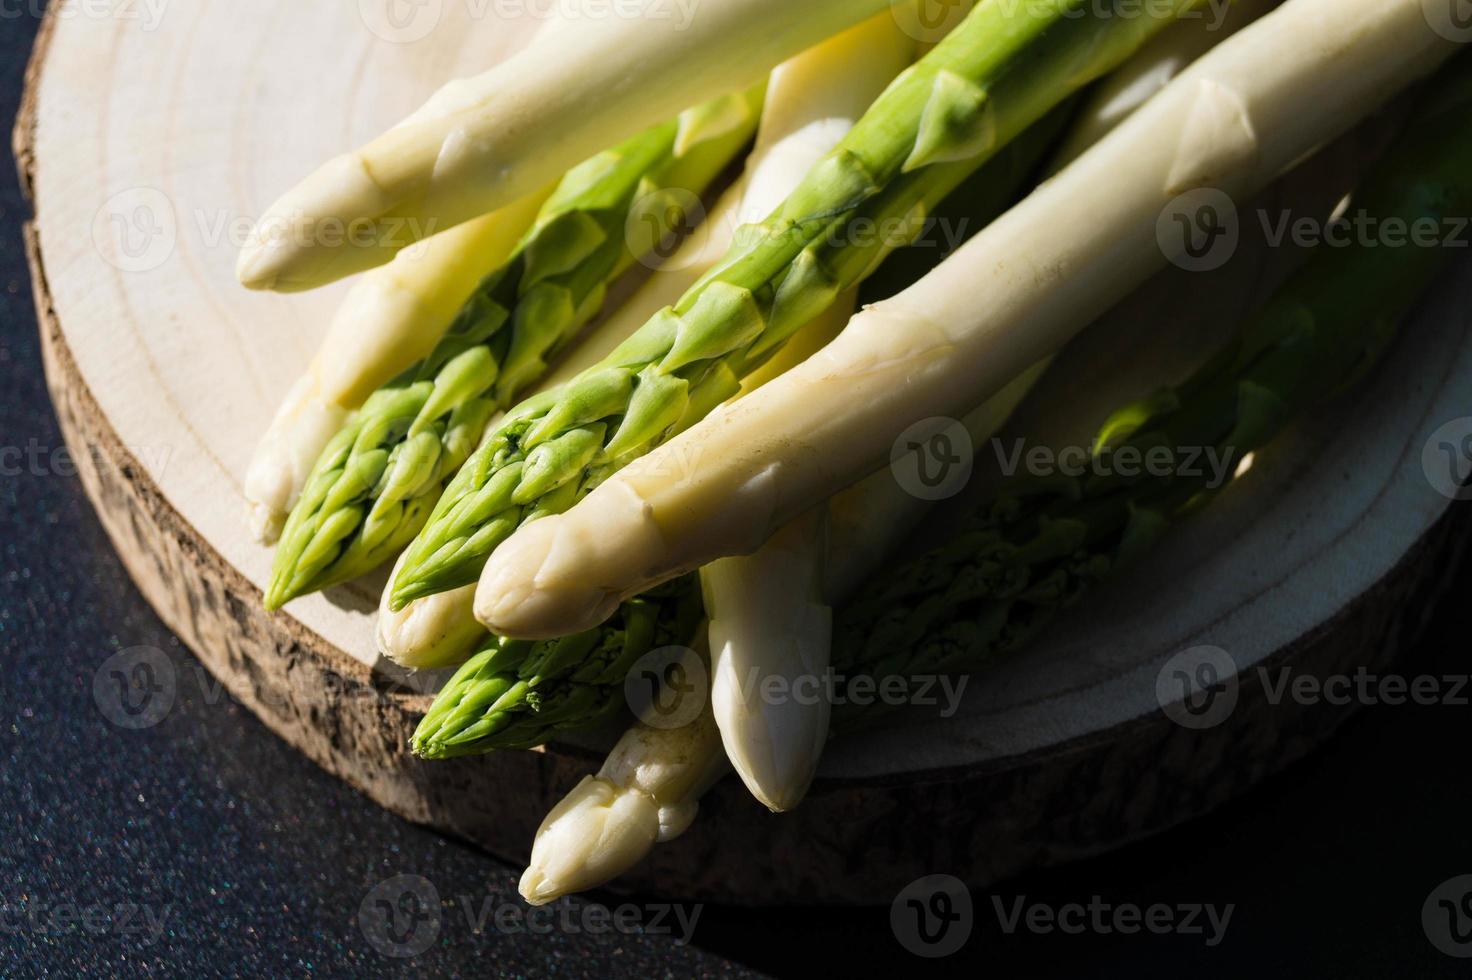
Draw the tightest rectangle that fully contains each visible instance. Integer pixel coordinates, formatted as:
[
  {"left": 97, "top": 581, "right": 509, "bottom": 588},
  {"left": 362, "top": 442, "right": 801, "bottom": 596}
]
[{"left": 4, "top": 6, "right": 1472, "bottom": 977}]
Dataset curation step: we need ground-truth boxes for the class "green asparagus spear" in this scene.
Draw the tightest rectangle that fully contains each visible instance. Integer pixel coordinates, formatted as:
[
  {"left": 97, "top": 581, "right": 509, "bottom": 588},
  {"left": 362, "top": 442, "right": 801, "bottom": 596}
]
[
  {"left": 408, "top": 53, "right": 1472, "bottom": 755},
  {"left": 265, "top": 90, "right": 763, "bottom": 608},
  {"left": 387, "top": 0, "right": 1201, "bottom": 609},
  {"left": 831, "top": 57, "right": 1472, "bottom": 729},
  {"left": 413, "top": 577, "right": 702, "bottom": 757}
]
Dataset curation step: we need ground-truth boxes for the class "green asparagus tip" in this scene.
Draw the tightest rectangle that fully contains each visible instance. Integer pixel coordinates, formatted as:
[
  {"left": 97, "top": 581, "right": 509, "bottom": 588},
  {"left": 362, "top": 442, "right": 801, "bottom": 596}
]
[
  {"left": 410, "top": 738, "right": 476, "bottom": 761},
  {"left": 388, "top": 559, "right": 479, "bottom": 612},
  {"left": 262, "top": 578, "right": 288, "bottom": 611}
]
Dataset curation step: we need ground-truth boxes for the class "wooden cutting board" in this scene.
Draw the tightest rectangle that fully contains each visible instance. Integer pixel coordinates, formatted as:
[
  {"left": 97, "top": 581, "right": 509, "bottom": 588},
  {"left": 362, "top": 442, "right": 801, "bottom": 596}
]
[{"left": 18, "top": 1, "right": 1472, "bottom": 903}]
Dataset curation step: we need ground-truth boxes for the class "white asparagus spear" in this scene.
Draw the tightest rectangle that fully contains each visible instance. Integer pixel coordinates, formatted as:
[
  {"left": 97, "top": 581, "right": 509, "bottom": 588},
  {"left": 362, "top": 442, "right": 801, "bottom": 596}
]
[
  {"left": 475, "top": 0, "right": 1460, "bottom": 640},
  {"left": 702, "top": 517, "right": 831, "bottom": 812},
  {"left": 235, "top": 0, "right": 896, "bottom": 293},
  {"left": 243, "top": 194, "right": 549, "bottom": 543},
  {"left": 520, "top": 634, "right": 727, "bottom": 906},
  {"left": 377, "top": 11, "right": 915, "bottom": 671}
]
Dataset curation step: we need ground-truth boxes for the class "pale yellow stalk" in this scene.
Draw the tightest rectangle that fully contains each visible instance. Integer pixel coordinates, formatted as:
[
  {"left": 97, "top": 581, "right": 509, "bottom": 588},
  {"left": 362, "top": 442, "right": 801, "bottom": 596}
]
[
  {"left": 690, "top": 10, "right": 915, "bottom": 814},
  {"left": 236, "top": 0, "right": 896, "bottom": 292}
]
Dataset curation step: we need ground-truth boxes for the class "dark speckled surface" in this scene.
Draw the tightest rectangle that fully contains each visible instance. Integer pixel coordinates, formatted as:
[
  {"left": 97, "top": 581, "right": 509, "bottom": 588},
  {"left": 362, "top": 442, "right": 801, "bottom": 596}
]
[{"left": 5, "top": 5, "right": 1472, "bottom": 978}]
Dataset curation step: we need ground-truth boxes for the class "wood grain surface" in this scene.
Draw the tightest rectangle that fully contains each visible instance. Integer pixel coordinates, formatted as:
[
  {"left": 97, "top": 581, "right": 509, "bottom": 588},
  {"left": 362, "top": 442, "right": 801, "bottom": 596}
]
[{"left": 18, "top": 0, "right": 1472, "bottom": 901}]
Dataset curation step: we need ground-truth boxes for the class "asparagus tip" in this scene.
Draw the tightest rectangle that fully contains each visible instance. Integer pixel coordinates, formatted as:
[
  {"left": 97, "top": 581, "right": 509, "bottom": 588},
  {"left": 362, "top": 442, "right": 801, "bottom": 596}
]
[{"left": 517, "top": 775, "right": 661, "bottom": 905}]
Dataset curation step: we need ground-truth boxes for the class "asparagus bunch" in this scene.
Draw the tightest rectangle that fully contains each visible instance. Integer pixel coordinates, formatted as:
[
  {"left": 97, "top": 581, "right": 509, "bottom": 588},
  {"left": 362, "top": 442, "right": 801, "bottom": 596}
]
[
  {"left": 264, "top": 91, "right": 762, "bottom": 608},
  {"left": 516, "top": 48, "right": 1472, "bottom": 901},
  {"left": 474, "top": 0, "right": 1460, "bottom": 641},
  {"left": 389, "top": 0, "right": 1203, "bottom": 610}
]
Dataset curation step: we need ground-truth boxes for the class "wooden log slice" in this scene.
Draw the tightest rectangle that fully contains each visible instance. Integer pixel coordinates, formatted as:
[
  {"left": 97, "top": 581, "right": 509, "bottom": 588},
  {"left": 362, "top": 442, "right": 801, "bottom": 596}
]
[{"left": 18, "top": 1, "right": 1472, "bottom": 903}]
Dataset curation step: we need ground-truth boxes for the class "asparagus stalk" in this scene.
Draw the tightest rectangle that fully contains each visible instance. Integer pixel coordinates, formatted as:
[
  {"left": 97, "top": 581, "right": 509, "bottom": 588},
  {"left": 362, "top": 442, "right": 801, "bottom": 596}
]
[
  {"left": 236, "top": 0, "right": 896, "bottom": 292},
  {"left": 376, "top": 555, "right": 484, "bottom": 671},
  {"left": 244, "top": 196, "right": 551, "bottom": 544},
  {"left": 389, "top": 0, "right": 1203, "bottom": 611},
  {"left": 380, "top": 12, "right": 916, "bottom": 669},
  {"left": 473, "top": 0, "right": 1460, "bottom": 640},
  {"left": 264, "top": 92, "right": 762, "bottom": 609},
  {"left": 703, "top": 517, "right": 831, "bottom": 813},
  {"left": 518, "top": 49, "right": 1472, "bottom": 901},
  {"left": 519, "top": 639, "right": 727, "bottom": 906}
]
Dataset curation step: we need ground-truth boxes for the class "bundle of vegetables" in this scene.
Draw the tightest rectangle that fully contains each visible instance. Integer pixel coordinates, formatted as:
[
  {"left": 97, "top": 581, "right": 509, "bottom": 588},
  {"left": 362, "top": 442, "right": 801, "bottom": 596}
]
[
  {"left": 518, "top": 45, "right": 1472, "bottom": 902},
  {"left": 408, "top": 116, "right": 1070, "bottom": 774},
  {"left": 233, "top": 0, "right": 1470, "bottom": 911}
]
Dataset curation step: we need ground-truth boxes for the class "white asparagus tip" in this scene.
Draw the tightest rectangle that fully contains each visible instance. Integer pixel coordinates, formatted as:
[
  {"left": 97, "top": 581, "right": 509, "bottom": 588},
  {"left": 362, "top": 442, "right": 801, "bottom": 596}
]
[
  {"left": 704, "top": 533, "right": 833, "bottom": 812},
  {"left": 376, "top": 554, "right": 484, "bottom": 670},
  {"left": 474, "top": 517, "right": 619, "bottom": 639},
  {"left": 517, "top": 775, "right": 667, "bottom": 906},
  {"left": 236, "top": 154, "right": 393, "bottom": 292}
]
